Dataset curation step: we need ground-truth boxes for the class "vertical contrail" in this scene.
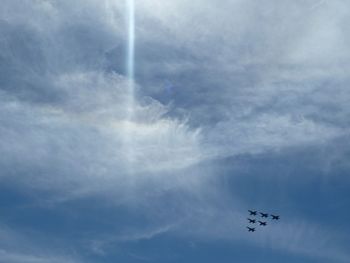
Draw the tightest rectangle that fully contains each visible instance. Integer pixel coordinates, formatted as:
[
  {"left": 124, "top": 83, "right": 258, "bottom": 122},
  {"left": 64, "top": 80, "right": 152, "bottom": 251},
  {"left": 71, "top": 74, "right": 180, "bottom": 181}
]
[
  {"left": 124, "top": 0, "right": 136, "bottom": 168},
  {"left": 126, "top": 0, "right": 135, "bottom": 117},
  {"left": 127, "top": 0, "right": 135, "bottom": 82}
]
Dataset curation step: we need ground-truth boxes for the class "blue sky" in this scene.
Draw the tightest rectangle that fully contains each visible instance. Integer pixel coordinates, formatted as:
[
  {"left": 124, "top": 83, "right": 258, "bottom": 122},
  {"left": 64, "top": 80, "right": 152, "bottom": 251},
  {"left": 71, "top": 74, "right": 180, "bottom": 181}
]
[{"left": 1, "top": 0, "right": 350, "bottom": 262}]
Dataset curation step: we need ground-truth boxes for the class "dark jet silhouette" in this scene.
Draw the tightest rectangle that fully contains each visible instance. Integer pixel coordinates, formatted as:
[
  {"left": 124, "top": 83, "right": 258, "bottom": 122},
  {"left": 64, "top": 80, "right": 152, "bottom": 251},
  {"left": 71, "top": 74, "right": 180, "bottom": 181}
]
[
  {"left": 258, "top": 221, "right": 267, "bottom": 226},
  {"left": 260, "top": 212, "right": 269, "bottom": 218},
  {"left": 271, "top": 215, "right": 280, "bottom": 220},
  {"left": 248, "top": 210, "right": 257, "bottom": 216},
  {"left": 247, "top": 227, "right": 255, "bottom": 232},
  {"left": 247, "top": 218, "right": 256, "bottom": 224}
]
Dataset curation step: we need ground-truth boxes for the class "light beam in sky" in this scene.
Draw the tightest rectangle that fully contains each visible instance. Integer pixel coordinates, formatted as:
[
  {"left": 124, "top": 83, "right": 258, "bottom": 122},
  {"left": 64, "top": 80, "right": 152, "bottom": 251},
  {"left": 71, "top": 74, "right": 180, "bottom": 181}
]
[
  {"left": 123, "top": 0, "right": 136, "bottom": 167},
  {"left": 127, "top": 0, "right": 135, "bottom": 82},
  {"left": 126, "top": 0, "right": 135, "bottom": 116}
]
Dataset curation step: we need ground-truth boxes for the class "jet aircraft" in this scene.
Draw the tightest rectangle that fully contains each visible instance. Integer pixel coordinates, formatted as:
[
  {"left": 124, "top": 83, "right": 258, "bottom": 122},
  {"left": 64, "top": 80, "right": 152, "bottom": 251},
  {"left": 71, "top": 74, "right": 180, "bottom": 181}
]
[
  {"left": 271, "top": 215, "right": 280, "bottom": 220},
  {"left": 247, "top": 227, "right": 255, "bottom": 232},
  {"left": 260, "top": 212, "right": 268, "bottom": 218},
  {"left": 258, "top": 221, "right": 267, "bottom": 226},
  {"left": 248, "top": 210, "right": 257, "bottom": 216},
  {"left": 247, "top": 218, "right": 256, "bottom": 223}
]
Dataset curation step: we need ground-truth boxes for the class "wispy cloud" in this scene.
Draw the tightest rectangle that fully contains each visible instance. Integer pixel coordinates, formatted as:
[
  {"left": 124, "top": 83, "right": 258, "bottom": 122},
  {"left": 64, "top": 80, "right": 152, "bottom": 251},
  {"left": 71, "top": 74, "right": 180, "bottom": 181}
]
[{"left": 0, "top": 0, "right": 349, "bottom": 262}]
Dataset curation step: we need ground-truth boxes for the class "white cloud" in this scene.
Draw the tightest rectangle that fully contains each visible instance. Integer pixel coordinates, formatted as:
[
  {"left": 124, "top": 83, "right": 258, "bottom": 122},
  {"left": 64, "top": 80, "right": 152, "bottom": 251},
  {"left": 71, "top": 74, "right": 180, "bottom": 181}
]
[
  {"left": 1, "top": 1, "right": 349, "bottom": 262},
  {"left": 0, "top": 70, "right": 204, "bottom": 202},
  {"left": 205, "top": 113, "right": 345, "bottom": 158}
]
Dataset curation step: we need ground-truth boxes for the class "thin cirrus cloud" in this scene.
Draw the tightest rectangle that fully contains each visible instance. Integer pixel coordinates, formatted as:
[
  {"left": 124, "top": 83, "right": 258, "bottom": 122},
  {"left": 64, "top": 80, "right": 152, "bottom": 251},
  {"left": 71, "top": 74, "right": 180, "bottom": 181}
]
[
  {"left": 0, "top": 0, "right": 349, "bottom": 262},
  {"left": 0, "top": 0, "right": 203, "bottom": 193}
]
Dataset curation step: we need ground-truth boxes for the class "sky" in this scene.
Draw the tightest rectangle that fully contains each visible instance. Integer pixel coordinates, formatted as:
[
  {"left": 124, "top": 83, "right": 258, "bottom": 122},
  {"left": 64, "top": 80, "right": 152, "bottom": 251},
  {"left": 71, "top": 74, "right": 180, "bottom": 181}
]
[{"left": 0, "top": 0, "right": 350, "bottom": 262}]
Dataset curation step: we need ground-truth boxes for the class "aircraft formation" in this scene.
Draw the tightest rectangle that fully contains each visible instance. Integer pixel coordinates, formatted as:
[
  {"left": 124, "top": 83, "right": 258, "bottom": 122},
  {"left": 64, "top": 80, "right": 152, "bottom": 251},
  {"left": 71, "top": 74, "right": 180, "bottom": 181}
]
[{"left": 246, "top": 210, "right": 280, "bottom": 232}]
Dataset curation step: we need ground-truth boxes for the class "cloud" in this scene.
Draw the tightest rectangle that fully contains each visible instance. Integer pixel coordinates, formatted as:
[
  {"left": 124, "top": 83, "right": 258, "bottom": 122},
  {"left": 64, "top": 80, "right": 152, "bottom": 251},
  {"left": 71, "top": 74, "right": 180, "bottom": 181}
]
[
  {"left": 204, "top": 112, "right": 345, "bottom": 158},
  {"left": 0, "top": 0, "right": 204, "bottom": 202},
  {"left": 0, "top": 1, "right": 349, "bottom": 262},
  {"left": 0, "top": 70, "right": 204, "bottom": 202},
  {"left": 150, "top": 0, "right": 350, "bottom": 154}
]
